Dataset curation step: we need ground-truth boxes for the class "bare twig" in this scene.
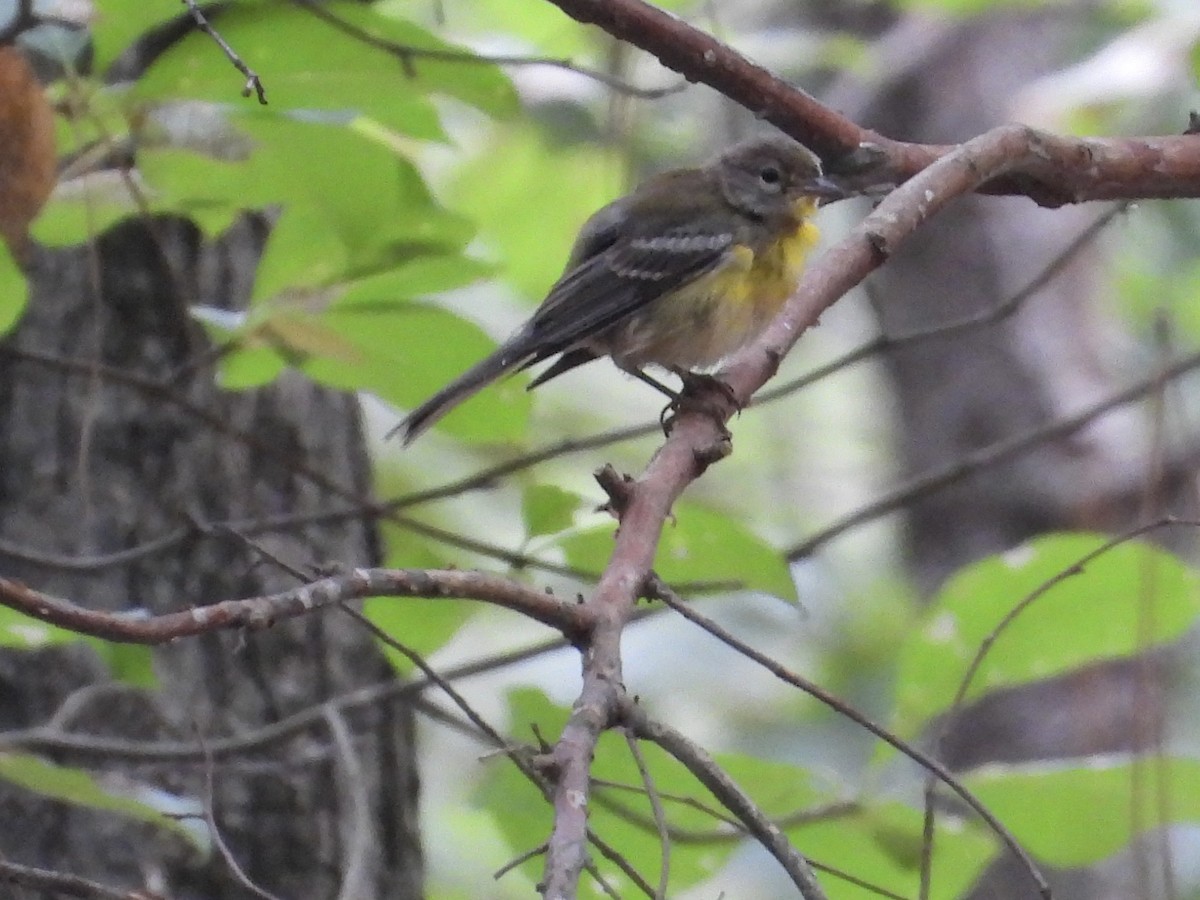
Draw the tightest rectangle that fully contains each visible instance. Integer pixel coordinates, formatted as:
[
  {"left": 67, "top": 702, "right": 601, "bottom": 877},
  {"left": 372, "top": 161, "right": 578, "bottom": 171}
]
[
  {"left": 289, "top": 0, "right": 682, "bottom": 99},
  {"left": 181, "top": 0, "right": 267, "bottom": 102},
  {"left": 621, "top": 699, "right": 828, "bottom": 900},
  {"left": 586, "top": 830, "right": 653, "bottom": 898},
  {"left": 339, "top": 605, "right": 649, "bottom": 897},
  {"left": 197, "top": 731, "right": 284, "bottom": 900},
  {"left": 0, "top": 567, "right": 591, "bottom": 643},
  {"left": 4, "top": 624, "right": 614, "bottom": 763},
  {"left": 0, "top": 860, "right": 160, "bottom": 900},
  {"left": 324, "top": 708, "right": 376, "bottom": 900},
  {"left": 787, "top": 350, "right": 1200, "bottom": 560},
  {"left": 647, "top": 580, "right": 1047, "bottom": 898},
  {"left": 494, "top": 842, "right": 549, "bottom": 880},
  {"left": 335, "top": 605, "right": 517, "bottom": 758},
  {"left": 593, "top": 784, "right": 855, "bottom": 843},
  {"left": 623, "top": 731, "right": 670, "bottom": 899},
  {"left": 2, "top": 346, "right": 588, "bottom": 579}
]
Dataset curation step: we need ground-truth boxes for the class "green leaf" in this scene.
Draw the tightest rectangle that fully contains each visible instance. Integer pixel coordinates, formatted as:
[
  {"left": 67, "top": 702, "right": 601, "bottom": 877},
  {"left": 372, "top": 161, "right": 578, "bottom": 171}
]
[
  {"left": 966, "top": 757, "right": 1200, "bottom": 867},
  {"left": 0, "top": 609, "right": 155, "bottom": 688},
  {"left": 786, "top": 802, "right": 993, "bottom": 900},
  {"left": 451, "top": 129, "right": 622, "bottom": 301},
  {"left": 0, "top": 244, "right": 29, "bottom": 334},
  {"left": 134, "top": 2, "right": 515, "bottom": 120},
  {"left": 235, "top": 114, "right": 408, "bottom": 262},
  {"left": 99, "top": 644, "right": 158, "bottom": 689},
  {"left": 1117, "top": 256, "right": 1200, "bottom": 345},
  {"left": 90, "top": 2, "right": 188, "bottom": 73},
  {"left": 0, "top": 753, "right": 198, "bottom": 846},
  {"left": 897, "top": 0, "right": 1045, "bottom": 15},
  {"left": 305, "top": 300, "right": 532, "bottom": 443},
  {"left": 233, "top": 113, "right": 475, "bottom": 274},
  {"left": 362, "top": 593, "right": 473, "bottom": 678},
  {"left": 892, "top": 533, "right": 1200, "bottom": 738},
  {"left": 0, "top": 607, "right": 87, "bottom": 650},
  {"left": 137, "top": 147, "right": 251, "bottom": 236},
  {"left": 365, "top": 523, "right": 475, "bottom": 676},
  {"left": 217, "top": 342, "right": 289, "bottom": 389},
  {"left": 251, "top": 205, "right": 350, "bottom": 302},
  {"left": 330, "top": 256, "right": 495, "bottom": 309},
  {"left": 560, "top": 501, "right": 797, "bottom": 601},
  {"left": 30, "top": 172, "right": 140, "bottom": 247},
  {"left": 446, "top": 0, "right": 594, "bottom": 56},
  {"left": 522, "top": 485, "right": 583, "bottom": 539}
]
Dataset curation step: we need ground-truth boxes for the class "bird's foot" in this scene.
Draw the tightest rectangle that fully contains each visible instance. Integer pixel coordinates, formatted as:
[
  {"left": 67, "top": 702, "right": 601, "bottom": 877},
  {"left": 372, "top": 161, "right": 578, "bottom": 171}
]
[{"left": 660, "top": 370, "right": 739, "bottom": 439}]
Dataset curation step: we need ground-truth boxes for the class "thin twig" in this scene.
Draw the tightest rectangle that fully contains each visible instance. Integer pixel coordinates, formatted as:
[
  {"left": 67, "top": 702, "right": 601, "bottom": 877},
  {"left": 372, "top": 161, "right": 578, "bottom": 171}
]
[
  {"left": 648, "top": 580, "right": 1047, "bottom": 898},
  {"left": 788, "top": 350, "right": 1200, "bottom": 560},
  {"left": 5, "top": 624, "right": 618, "bottom": 763},
  {"left": 593, "top": 785, "right": 856, "bottom": 844},
  {"left": 494, "top": 842, "right": 549, "bottom": 880},
  {"left": 289, "top": 0, "right": 681, "bottom": 99},
  {"left": 921, "top": 516, "right": 1200, "bottom": 897},
  {"left": 324, "top": 707, "right": 376, "bottom": 900},
  {"left": 0, "top": 860, "right": 160, "bottom": 900},
  {"left": 2, "top": 345, "right": 587, "bottom": 579},
  {"left": 586, "top": 830, "right": 652, "bottom": 898},
  {"left": 335, "top": 605, "right": 527, "bottom": 764},
  {"left": 623, "top": 730, "right": 670, "bottom": 899},
  {"left": 182, "top": 0, "right": 267, "bottom": 102},
  {"left": 621, "top": 699, "right": 828, "bottom": 900},
  {"left": 339, "top": 606, "right": 651, "bottom": 897},
  {"left": 196, "top": 730, "right": 284, "bottom": 900},
  {"left": 592, "top": 776, "right": 744, "bottom": 833}
]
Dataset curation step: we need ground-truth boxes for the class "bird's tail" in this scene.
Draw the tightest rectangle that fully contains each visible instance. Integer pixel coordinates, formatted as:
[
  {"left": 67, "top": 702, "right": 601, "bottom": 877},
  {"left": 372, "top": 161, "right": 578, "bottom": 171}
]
[{"left": 387, "top": 337, "right": 530, "bottom": 445}]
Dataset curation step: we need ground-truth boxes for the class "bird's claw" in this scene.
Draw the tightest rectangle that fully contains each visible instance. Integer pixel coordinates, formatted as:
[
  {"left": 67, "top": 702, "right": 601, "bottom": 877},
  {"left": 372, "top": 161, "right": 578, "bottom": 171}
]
[{"left": 659, "top": 370, "right": 738, "bottom": 439}]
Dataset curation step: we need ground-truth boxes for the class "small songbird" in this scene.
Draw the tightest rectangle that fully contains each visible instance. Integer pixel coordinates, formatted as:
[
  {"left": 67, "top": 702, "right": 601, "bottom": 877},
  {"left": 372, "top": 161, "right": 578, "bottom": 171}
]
[
  {"left": 389, "top": 134, "right": 843, "bottom": 445},
  {"left": 0, "top": 2, "right": 57, "bottom": 266}
]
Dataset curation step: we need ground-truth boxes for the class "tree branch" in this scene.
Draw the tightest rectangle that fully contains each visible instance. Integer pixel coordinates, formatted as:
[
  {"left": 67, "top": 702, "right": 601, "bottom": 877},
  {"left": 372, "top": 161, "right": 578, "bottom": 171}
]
[
  {"left": 620, "top": 698, "right": 828, "bottom": 900},
  {"left": 543, "top": 0, "right": 1200, "bottom": 202},
  {"left": 0, "top": 568, "right": 591, "bottom": 643}
]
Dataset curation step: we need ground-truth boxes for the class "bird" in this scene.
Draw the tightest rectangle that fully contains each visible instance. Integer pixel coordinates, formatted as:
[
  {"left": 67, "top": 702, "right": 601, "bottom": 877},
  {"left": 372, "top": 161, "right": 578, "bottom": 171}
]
[
  {"left": 388, "top": 133, "right": 844, "bottom": 445},
  {"left": 0, "top": 1, "right": 57, "bottom": 267}
]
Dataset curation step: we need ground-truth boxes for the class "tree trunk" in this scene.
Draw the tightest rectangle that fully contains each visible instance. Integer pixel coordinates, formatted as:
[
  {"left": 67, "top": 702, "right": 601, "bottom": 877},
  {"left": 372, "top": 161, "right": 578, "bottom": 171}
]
[{"left": 0, "top": 216, "right": 422, "bottom": 899}]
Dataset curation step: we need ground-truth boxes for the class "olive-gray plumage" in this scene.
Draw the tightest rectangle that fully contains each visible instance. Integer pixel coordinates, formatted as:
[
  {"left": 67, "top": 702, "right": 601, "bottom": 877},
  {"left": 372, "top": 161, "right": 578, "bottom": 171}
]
[{"left": 390, "top": 135, "right": 839, "bottom": 444}]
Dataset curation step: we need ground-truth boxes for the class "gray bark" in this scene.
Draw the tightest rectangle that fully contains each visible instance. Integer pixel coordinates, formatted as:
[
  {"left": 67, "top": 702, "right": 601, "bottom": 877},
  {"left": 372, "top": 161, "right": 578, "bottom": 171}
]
[{"left": 0, "top": 216, "right": 422, "bottom": 899}]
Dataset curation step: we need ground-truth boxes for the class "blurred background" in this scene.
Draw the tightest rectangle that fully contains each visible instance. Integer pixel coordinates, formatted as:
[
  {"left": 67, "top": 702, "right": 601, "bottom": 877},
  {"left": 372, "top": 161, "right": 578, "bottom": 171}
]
[{"left": 3, "top": 0, "right": 1200, "bottom": 897}]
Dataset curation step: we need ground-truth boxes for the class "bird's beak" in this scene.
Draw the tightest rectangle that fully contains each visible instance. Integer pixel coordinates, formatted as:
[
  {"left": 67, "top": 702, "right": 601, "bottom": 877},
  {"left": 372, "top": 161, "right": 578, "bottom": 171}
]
[{"left": 802, "top": 175, "right": 850, "bottom": 203}]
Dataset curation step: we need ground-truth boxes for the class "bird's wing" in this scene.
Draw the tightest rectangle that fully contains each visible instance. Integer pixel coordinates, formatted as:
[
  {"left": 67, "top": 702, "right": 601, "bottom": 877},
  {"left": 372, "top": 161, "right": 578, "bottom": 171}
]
[{"left": 517, "top": 218, "right": 738, "bottom": 367}]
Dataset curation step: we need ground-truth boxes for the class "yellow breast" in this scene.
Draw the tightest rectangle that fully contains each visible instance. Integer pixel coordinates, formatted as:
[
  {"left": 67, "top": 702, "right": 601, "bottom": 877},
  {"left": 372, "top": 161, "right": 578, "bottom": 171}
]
[{"left": 609, "top": 203, "right": 820, "bottom": 371}]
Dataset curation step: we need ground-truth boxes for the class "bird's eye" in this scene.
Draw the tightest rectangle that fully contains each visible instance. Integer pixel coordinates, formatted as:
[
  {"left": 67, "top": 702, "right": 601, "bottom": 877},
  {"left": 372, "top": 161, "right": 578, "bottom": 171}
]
[{"left": 759, "top": 164, "right": 782, "bottom": 186}]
